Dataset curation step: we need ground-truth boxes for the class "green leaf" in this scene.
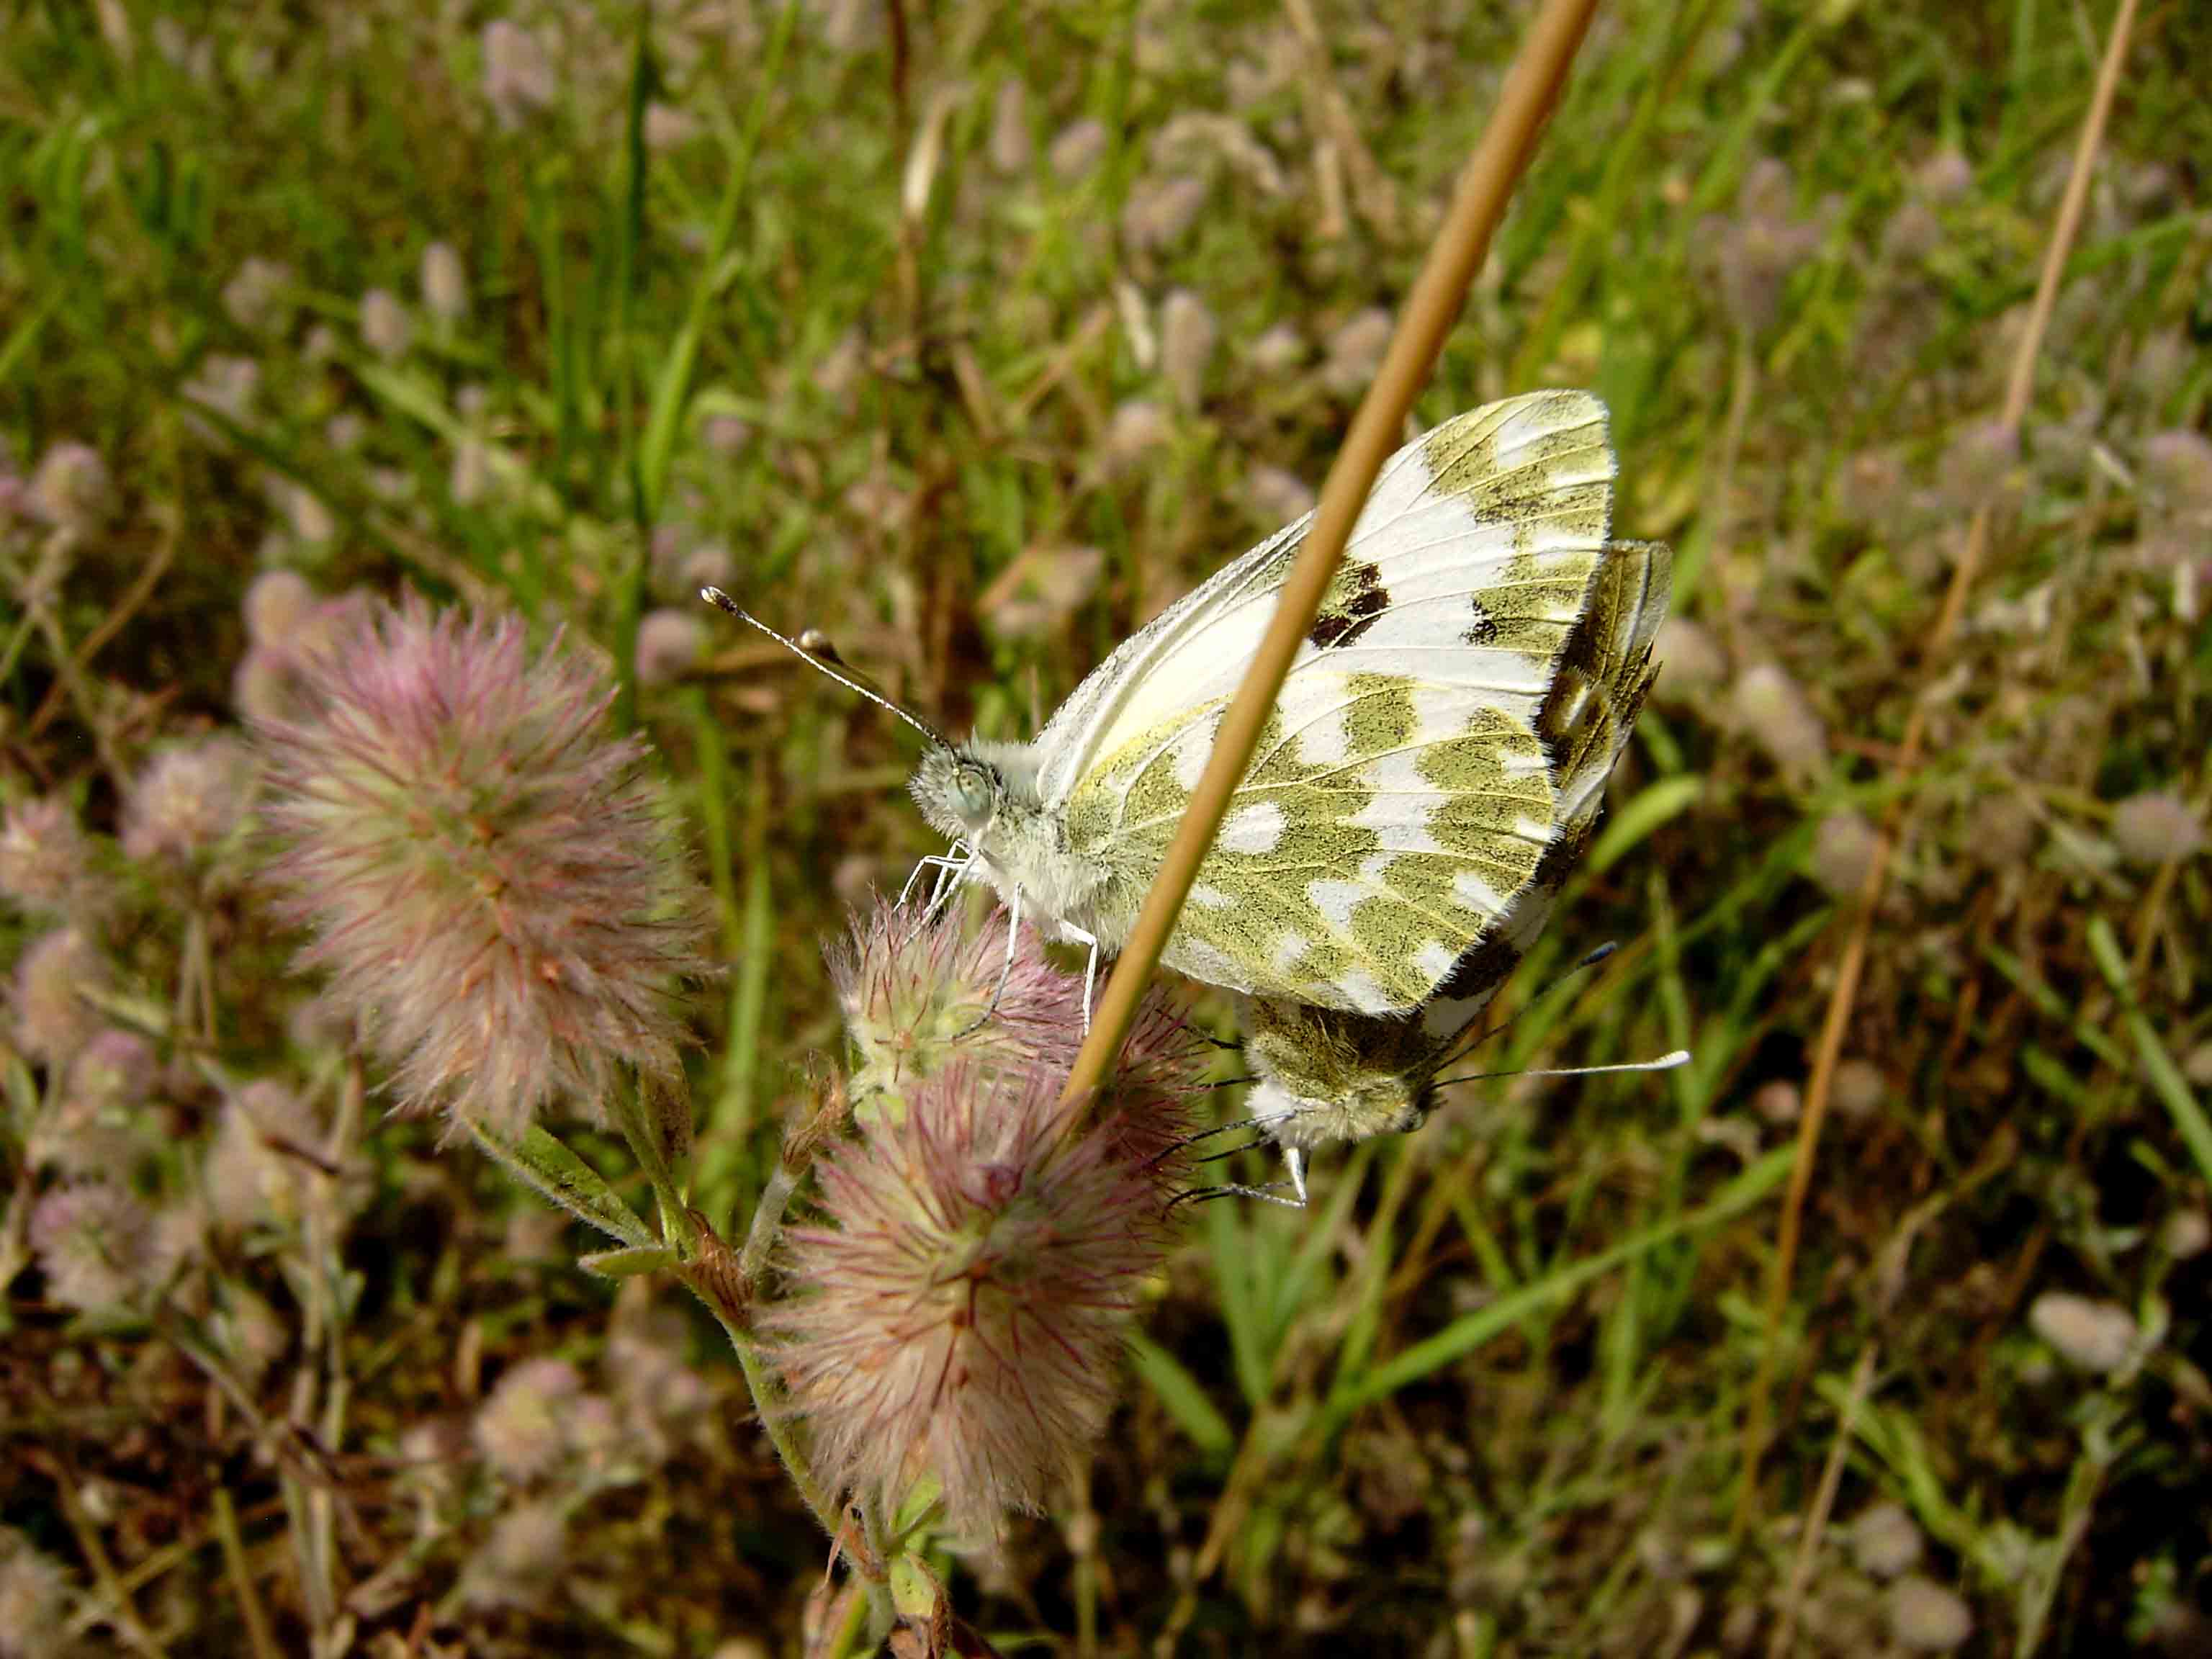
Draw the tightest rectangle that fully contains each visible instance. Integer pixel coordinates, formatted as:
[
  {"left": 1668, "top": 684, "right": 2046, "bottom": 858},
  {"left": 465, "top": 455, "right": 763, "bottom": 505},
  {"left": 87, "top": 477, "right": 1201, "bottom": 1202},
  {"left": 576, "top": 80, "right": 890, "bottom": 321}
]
[
  {"left": 1127, "top": 1331, "right": 1234, "bottom": 1458},
  {"left": 465, "top": 1120, "right": 655, "bottom": 1249},
  {"left": 579, "top": 1244, "right": 676, "bottom": 1279}
]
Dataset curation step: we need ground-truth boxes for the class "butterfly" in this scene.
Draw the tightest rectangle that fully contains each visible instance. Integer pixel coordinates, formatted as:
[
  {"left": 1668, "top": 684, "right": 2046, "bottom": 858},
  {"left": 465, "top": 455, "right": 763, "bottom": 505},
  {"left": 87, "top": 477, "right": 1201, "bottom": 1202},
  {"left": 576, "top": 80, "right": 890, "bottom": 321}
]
[
  {"left": 708, "top": 389, "right": 1629, "bottom": 1023},
  {"left": 1229, "top": 536, "right": 1681, "bottom": 1204}
]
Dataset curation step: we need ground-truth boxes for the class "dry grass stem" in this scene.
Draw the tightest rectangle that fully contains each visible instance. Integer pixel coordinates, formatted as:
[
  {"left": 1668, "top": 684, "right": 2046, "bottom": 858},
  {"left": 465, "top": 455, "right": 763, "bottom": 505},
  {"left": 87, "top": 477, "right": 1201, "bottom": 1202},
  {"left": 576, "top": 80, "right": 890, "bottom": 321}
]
[{"left": 1735, "top": 0, "right": 2146, "bottom": 1533}]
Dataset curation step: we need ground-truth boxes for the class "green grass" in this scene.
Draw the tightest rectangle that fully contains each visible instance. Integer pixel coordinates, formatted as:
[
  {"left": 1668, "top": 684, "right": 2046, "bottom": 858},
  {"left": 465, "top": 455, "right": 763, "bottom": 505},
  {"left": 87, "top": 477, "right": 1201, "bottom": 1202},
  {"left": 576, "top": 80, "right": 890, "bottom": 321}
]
[{"left": 4, "top": 0, "right": 2210, "bottom": 1652}]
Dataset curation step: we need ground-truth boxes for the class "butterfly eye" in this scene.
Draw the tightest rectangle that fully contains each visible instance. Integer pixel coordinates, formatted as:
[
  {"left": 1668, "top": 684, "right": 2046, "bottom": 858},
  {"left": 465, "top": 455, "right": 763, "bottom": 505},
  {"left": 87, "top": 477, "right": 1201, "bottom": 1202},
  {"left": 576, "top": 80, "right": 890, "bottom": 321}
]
[{"left": 950, "top": 765, "right": 994, "bottom": 824}]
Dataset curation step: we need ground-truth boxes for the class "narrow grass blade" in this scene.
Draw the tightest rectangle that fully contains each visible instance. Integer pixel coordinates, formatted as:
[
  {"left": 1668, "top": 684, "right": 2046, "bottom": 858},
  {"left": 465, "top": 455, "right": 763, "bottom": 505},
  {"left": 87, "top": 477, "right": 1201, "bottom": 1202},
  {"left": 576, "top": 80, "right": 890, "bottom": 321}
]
[
  {"left": 1127, "top": 1331, "right": 1235, "bottom": 1459},
  {"left": 2087, "top": 915, "right": 2212, "bottom": 1186},
  {"left": 1325, "top": 1148, "right": 1790, "bottom": 1431}
]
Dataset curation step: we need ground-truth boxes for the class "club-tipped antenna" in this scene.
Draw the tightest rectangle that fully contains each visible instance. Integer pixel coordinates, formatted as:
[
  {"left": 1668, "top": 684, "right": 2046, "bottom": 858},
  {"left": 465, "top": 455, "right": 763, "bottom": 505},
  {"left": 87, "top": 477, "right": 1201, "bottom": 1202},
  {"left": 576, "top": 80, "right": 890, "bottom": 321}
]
[
  {"left": 699, "top": 587, "right": 954, "bottom": 750},
  {"left": 1433, "top": 1049, "right": 1690, "bottom": 1089},
  {"left": 1439, "top": 940, "right": 1620, "bottom": 1069}
]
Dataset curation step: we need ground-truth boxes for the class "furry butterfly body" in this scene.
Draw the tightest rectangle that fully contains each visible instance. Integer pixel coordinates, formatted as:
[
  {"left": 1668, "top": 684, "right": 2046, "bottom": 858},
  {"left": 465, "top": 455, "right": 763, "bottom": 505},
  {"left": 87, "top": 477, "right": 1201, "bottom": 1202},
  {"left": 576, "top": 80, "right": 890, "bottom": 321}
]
[{"left": 910, "top": 390, "right": 1625, "bottom": 1015}]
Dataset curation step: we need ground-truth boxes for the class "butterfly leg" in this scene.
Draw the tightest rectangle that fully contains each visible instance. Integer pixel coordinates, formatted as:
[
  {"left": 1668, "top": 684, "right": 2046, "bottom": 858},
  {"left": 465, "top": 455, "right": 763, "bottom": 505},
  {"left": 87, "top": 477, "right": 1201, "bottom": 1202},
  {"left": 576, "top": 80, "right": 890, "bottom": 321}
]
[
  {"left": 1166, "top": 1177, "right": 1307, "bottom": 1210},
  {"left": 925, "top": 842, "right": 977, "bottom": 916},
  {"left": 899, "top": 840, "right": 972, "bottom": 912},
  {"left": 956, "top": 889, "right": 1023, "bottom": 1038},
  {"left": 1060, "top": 922, "right": 1102, "bottom": 1033}
]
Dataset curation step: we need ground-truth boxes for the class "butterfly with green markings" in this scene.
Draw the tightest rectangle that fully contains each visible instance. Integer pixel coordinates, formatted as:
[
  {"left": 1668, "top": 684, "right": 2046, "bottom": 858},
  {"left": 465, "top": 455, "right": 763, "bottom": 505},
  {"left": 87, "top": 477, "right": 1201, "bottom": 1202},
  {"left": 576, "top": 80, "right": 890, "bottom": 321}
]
[
  {"left": 1231, "top": 536, "right": 1680, "bottom": 1204},
  {"left": 708, "top": 389, "right": 1641, "bottom": 1025}
]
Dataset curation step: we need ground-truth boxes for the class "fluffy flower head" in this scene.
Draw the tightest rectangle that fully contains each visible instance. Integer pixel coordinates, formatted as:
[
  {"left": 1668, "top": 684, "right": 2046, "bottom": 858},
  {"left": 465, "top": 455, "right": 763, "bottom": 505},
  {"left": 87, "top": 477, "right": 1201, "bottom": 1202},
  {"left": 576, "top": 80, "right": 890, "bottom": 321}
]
[
  {"left": 830, "top": 902, "right": 1084, "bottom": 1118},
  {"left": 770, "top": 1063, "right": 1191, "bottom": 1539},
  {"left": 252, "top": 595, "right": 709, "bottom": 1135},
  {"left": 122, "top": 736, "right": 255, "bottom": 867},
  {"left": 474, "top": 1357, "right": 590, "bottom": 1485},
  {"left": 0, "top": 797, "right": 94, "bottom": 916},
  {"left": 30, "top": 1182, "right": 163, "bottom": 1312},
  {"left": 11, "top": 927, "right": 107, "bottom": 1068}
]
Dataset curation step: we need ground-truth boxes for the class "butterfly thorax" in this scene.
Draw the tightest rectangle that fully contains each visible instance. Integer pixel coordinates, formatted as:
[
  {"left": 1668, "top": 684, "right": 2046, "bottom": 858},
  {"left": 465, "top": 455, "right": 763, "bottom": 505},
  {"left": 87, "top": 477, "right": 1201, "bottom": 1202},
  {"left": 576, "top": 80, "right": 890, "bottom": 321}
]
[
  {"left": 1242, "top": 997, "right": 1442, "bottom": 1152},
  {"left": 910, "top": 739, "right": 1136, "bottom": 943}
]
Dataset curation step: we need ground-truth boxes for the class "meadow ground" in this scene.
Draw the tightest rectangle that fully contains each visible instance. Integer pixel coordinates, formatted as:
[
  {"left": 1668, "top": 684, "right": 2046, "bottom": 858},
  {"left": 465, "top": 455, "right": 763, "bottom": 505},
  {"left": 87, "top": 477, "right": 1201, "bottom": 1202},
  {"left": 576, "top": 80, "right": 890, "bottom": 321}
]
[{"left": 2, "top": 1, "right": 2209, "bottom": 1653}]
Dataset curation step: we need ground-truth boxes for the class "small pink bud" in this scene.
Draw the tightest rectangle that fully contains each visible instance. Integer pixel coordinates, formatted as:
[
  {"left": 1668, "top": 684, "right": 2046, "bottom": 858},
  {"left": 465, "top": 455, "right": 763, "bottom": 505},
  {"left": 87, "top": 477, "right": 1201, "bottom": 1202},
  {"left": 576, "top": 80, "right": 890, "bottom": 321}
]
[
  {"left": 0, "top": 1534, "right": 73, "bottom": 1647},
  {"left": 1159, "top": 289, "right": 1217, "bottom": 410},
  {"left": 2110, "top": 790, "right": 2203, "bottom": 867},
  {"left": 988, "top": 80, "right": 1030, "bottom": 176},
  {"left": 635, "top": 608, "right": 706, "bottom": 687},
  {"left": 28, "top": 441, "right": 114, "bottom": 534},
  {"left": 1048, "top": 119, "right": 1107, "bottom": 183},
  {"left": 1122, "top": 174, "right": 1208, "bottom": 256},
  {"left": 482, "top": 19, "right": 556, "bottom": 130},
  {"left": 1321, "top": 309, "right": 1393, "bottom": 397},
  {"left": 1651, "top": 616, "right": 1726, "bottom": 704},
  {"left": 1244, "top": 323, "right": 1306, "bottom": 376},
  {"left": 359, "top": 289, "right": 412, "bottom": 360},
  {"left": 243, "top": 568, "right": 317, "bottom": 646},
  {"left": 222, "top": 256, "right": 295, "bottom": 334},
  {"left": 1808, "top": 810, "right": 1881, "bottom": 899},
  {"left": 420, "top": 240, "right": 468, "bottom": 323},
  {"left": 66, "top": 1028, "right": 156, "bottom": 1111},
  {"left": 121, "top": 737, "right": 256, "bottom": 867},
  {"left": 1245, "top": 464, "right": 1315, "bottom": 527},
  {"left": 2028, "top": 1292, "right": 2137, "bottom": 1373},
  {"left": 462, "top": 1500, "right": 567, "bottom": 1609},
  {"left": 1729, "top": 662, "right": 1828, "bottom": 785},
  {"left": 11, "top": 927, "right": 107, "bottom": 1069},
  {"left": 204, "top": 1080, "right": 323, "bottom": 1231},
  {"left": 474, "top": 1357, "right": 587, "bottom": 1485}
]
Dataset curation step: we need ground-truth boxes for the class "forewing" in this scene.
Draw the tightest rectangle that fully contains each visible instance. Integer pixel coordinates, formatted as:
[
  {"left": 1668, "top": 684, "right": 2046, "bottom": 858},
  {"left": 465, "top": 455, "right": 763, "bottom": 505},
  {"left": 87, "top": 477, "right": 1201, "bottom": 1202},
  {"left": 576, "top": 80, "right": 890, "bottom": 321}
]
[
  {"left": 1034, "top": 390, "right": 1612, "bottom": 802},
  {"left": 1056, "top": 390, "right": 1617, "bottom": 1012}
]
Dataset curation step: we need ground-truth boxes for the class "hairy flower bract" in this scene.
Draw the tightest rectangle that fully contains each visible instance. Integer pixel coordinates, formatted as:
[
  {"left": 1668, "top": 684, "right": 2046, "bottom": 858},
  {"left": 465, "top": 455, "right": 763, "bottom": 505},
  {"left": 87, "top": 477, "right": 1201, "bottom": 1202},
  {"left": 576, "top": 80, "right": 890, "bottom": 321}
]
[{"left": 252, "top": 596, "right": 709, "bottom": 1135}]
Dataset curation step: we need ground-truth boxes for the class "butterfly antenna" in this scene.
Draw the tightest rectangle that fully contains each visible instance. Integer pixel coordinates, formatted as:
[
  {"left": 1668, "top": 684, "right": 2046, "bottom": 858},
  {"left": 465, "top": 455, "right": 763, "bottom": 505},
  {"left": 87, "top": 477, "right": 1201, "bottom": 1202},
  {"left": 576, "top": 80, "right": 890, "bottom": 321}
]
[
  {"left": 699, "top": 586, "right": 955, "bottom": 750},
  {"left": 1441, "top": 940, "right": 1620, "bottom": 1069},
  {"left": 1432, "top": 1049, "right": 1690, "bottom": 1090}
]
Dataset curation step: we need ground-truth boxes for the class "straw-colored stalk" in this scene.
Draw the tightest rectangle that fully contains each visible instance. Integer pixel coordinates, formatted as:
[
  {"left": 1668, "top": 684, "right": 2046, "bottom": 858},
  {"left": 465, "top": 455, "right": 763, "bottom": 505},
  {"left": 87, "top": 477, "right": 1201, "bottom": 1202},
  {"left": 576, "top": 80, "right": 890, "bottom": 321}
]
[{"left": 1732, "top": 0, "right": 2144, "bottom": 1534}]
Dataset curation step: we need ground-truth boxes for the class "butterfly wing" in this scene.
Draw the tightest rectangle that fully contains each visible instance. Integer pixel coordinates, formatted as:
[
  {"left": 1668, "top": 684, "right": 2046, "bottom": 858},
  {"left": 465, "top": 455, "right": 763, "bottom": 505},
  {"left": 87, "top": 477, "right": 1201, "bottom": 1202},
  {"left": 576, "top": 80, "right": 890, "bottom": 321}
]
[
  {"left": 1413, "top": 535, "right": 1673, "bottom": 1043},
  {"left": 1052, "top": 390, "right": 1618, "bottom": 1012}
]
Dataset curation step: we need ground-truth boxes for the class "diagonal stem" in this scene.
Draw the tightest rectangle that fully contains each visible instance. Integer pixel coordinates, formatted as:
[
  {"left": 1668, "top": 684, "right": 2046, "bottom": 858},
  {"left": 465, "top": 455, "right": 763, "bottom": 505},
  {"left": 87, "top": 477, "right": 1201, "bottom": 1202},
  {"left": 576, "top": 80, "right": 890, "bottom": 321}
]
[
  {"left": 1056, "top": 0, "right": 1603, "bottom": 1115},
  {"left": 1732, "top": 0, "right": 2144, "bottom": 1535}
]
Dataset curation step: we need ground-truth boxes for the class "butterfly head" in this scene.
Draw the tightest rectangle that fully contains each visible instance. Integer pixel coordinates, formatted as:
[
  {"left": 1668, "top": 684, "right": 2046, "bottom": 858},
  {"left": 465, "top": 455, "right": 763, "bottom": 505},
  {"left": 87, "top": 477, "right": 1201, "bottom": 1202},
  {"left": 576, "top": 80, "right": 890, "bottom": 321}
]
[{"left": 909, "top": 745, "right": 1004, "bottom": 841}]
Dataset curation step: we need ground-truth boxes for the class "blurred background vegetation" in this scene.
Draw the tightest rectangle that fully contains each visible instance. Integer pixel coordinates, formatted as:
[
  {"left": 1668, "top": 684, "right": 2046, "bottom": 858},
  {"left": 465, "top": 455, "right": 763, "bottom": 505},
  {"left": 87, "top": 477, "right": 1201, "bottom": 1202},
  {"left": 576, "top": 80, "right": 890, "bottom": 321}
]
[{"left": 3, "top": 0, "right": 2209, "bottom": 1653}]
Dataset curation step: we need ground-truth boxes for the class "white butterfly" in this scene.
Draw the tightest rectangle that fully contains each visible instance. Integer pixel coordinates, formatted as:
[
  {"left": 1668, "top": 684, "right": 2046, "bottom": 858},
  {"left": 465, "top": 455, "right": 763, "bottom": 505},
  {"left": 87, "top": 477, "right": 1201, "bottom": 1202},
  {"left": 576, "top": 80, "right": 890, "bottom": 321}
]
[{"left": 709, "top": 389, "right": 1628, "bottom": 1025}]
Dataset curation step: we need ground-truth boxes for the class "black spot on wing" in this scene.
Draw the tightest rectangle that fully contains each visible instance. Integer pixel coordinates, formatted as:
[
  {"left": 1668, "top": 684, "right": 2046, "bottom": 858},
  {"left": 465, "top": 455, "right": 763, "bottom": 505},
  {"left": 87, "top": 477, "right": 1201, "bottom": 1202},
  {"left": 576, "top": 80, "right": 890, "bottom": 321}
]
[
  {"left": 1310, "top": 560, "right": 1390, "bottom": 650},
  {"left": 1462, "top": 599, "right": 1498, "bottom": 646}
]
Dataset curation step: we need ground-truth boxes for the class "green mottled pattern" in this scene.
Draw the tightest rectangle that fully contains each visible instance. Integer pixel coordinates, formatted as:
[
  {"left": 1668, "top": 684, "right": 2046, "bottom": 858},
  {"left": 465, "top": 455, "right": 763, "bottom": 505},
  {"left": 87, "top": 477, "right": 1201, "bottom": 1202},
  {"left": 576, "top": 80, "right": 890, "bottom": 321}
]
[{"left": 1062, "top": 670, "right": 1552, "bottom": 1010}]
